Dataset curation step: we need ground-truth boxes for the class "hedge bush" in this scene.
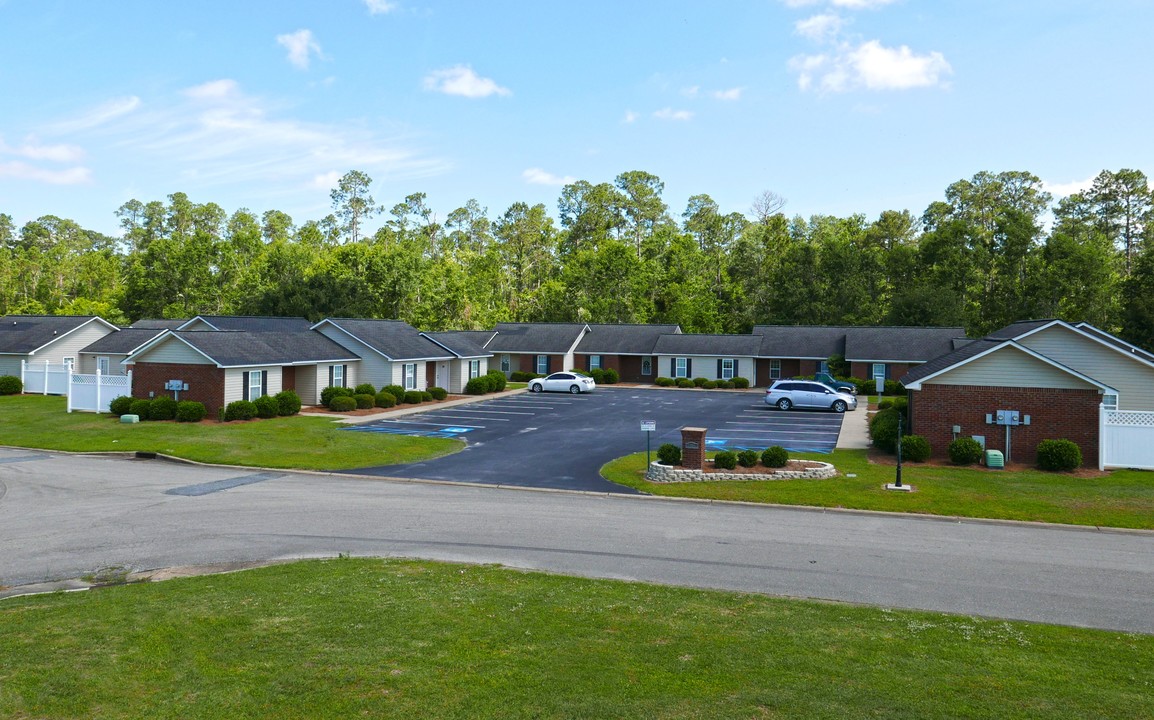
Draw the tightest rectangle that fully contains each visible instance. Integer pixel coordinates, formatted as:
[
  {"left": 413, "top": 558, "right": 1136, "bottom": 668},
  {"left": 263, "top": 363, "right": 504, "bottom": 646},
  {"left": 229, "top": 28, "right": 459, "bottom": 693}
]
[
  {"left": 656, "top": 443, "right": 681, "bottom": 466},
  {"left": 603, "top": 368, "right": 619, "bottom": 384},
  {"left": 465, "top": 377, "right": 488, "bottom": 395},
  {"left": 383, "top": 385, "right": 406, "bottom": 403},
  {"left": 713, "top": 450, "right": 737, "bottom": 470},
  {"left": 675, "top": 378, "right": 695, "bottom": 388},
  {"left": 589, "top": 368, "right": 606, "bottom": 384},
  {"left": 224, "top": 399, "right": 257, "bottom": 421},
  {"left": 737, "top": 449, "right": 759, "bottom": 468},
  {"left": 877, "top": 399, "right": 894, "bottom": 410},
  {"left": 1037, "top": 439, "right": 1082, "bottom": 471},
  {"left": 354, "top": 383, "right": 376, "bottom": 396},
  {"left": 949, "top": 437, "right": 984, "bottom": 465},
  {"left": 275, "top": 389, "right": 301, "bottom": 416},
  {"left": 0, "top": 375, "right": 22, "bottom": 395},
  {"left": 374, "top": 391, "right": 397, "bottom": 408},
  {"left": 721, "top": 381, "right": 735, "bottom": 389},
  {"left": 654, "top": 376, "right": 674, "bottom": 387},
  {"left": 702, "top": 380, "right": 718, "bottom": 389},
  {"left": 354, "top": 393, "right": 376, "bottom": 410},
  {"left": 404, "top": 390, "right": 423, "bottom": 404},
  {"left": 148, "top": 396, "right": 178, "bottom": 421},
  {"left": 254, "top": 395, "right": 280, "bottom": 419},
  {"left": 510, "top": 371, "right": 542, "bottom": 382},
  {"left": 128, "top": 399, "right": 151, "bottom": 419},
  {"left": 883, "top": 379, "right": 906, "bottom": 396},
  {"left": 486, "top": 369, "right": 508, "bottom": 392},
  {"left": 420, "top": 391, "right": 433, "bottom": 402},
  {"left": 901, "top": 434, "right": 931, "bottom": 462},
  {"left": 869, "top": 407, "right": 903, "bottom": 453},
  {"left": 321, "top": 385, "right": 355, "bottom": 407},
  {"left": 428, "top": 386, "right": 447, "bottom": 401},
  {"left": 732, "top": 377, "right": 750, "bottom": 389},
  {"left": 176, "top": 401, "right": 207, "bottom": 422},
  {"left": 761, "top": 446, "right": 789, "bottom": 468},
  {"left": 108, "top": 395, "right": 134, "bottom": 416},
  {"left": 328, "top": 395, "right": 357, "bottom": 412},
  {"left": 692, "top": 377, "right": 708, "bottom": 387}
]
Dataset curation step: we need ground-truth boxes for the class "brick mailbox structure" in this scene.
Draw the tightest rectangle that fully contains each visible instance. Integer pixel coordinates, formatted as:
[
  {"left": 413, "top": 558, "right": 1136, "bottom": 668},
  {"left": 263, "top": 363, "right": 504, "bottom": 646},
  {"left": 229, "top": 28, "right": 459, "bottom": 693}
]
[{"left": 681, "top": 427, "right": 708, "bottom": 470}]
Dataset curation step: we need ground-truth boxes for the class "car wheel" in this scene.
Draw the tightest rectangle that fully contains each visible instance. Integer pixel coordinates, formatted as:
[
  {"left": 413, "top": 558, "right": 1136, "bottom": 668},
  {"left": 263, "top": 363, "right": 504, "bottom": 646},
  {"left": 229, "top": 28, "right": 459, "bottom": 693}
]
[
  {"left": 776, "top": 398, "right": 792, "bottom": 411},
  {"left": 569, "top": 385, "right": 580, "bottom": 394},
  {"left": 530, "top": 383, "right": 543, "bottom": 393},
  {"left": 832, "top": 400, "right": 847, "bottom": 413}
]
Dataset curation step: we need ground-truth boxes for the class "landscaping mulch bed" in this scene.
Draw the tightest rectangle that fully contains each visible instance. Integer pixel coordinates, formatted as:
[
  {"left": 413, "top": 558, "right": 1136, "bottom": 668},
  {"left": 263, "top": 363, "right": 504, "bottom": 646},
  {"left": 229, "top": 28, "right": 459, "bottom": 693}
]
[
  {"left": 304, "top": 395, "right": 470, "bottom": 417},
  {"left": 864, "top": 447, "right": 1111, "bottom": 478},
  {"left": 701, "top": 459, "right": 827, "bottom": 475}
]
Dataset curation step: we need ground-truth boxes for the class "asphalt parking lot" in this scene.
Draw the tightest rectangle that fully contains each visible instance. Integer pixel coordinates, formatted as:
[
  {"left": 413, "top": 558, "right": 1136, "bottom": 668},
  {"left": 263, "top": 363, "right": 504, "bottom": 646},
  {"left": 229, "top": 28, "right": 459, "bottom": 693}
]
[{"left": 343, "top": 387, "right": 844, "bottom": 492}]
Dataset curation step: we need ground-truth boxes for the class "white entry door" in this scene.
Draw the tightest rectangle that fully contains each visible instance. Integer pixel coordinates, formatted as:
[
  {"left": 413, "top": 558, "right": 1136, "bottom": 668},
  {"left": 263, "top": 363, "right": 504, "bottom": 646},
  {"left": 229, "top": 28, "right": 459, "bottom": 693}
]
[{"left": 436, "top": 362, "right": 450, "bottom": 389}]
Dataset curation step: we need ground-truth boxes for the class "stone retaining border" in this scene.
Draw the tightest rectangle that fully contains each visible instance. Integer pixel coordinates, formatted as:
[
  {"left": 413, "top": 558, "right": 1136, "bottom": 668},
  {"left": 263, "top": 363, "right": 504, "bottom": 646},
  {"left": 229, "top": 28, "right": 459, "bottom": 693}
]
[{"left": 646, "top": 460, "right": 837, "bottom": 483}]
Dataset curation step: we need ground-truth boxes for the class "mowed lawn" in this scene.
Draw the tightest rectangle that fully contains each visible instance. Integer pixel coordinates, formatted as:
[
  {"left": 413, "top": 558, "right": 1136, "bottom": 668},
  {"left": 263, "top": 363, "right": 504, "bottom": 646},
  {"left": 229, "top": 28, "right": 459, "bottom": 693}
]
[
  {"left": 2, "top": 559, "right": 1151, "bottom": 720},
  {"left": 0, "top": 395, "right": 459, "bottom": 471},
  {"left": 603, "top": 449, "right": 1154, "bottom": 529}
]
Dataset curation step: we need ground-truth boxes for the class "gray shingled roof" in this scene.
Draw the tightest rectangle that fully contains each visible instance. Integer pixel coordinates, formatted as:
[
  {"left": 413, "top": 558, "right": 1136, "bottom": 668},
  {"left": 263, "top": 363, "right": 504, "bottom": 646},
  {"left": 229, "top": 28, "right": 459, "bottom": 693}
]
[
  {"left": 0, "top": 315, "right": 106, "bottom": 354},
  {"left": 652, "top": 333, "right": 763, "bottom": 356},
  {"left": 180, "top": 315, "right": 315, "bottom": 333},
  {"left": 424, "top": 331, "right": 494, "bottom": 358},
  {"left": 129, "top": 318, "right": 186, "bottom": 330},
  {"left": 900, "top": 338, "right": 1003, "bottom": 385},
  {"left": 752, "top": 325, "right": 848, "bottom": 359},
  {"left": 1074, "top": 322, "right": 1154, "bottom": 364},
  {"left": 80, "top": 328, "right": 167, "bottom": 355},
  {"left": 986, "top": 319, "right": 1058, "bottom": 340},
  {"left": 169, "top": 330, "right": 361, "bottom": 367},
  {"left": 575, "top": 323, "right": 682, "bottom": 355},
  {"left": 844, "top": 326, "right": 967, "bottom": 362},
  {"left": 316, "top": 318, "right": 454, "bottom": 361},
  {"left": 488, "top": 323, "right": 589, "bottom": 353}
]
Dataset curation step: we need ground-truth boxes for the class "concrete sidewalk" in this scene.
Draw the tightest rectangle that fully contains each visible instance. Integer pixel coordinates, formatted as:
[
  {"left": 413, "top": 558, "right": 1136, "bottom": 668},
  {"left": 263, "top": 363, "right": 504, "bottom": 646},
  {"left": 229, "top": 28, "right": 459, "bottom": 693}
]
[{"left": 836, "top": 401, "right": 871, "bottom": 449}]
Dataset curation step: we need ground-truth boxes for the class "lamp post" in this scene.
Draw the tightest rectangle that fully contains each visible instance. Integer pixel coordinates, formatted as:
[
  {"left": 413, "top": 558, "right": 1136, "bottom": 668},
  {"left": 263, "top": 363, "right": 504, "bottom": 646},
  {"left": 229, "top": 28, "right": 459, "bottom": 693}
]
[{"left": 895, "top": 413, "right": 904, "bottom": 488}]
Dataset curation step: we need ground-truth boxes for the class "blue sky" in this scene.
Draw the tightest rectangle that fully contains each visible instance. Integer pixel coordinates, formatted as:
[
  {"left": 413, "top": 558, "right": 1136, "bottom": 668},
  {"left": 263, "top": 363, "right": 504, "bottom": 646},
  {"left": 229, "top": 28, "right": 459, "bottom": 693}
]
[{"left": 1, "top": 0, "right": 1150, "bottom": 237}]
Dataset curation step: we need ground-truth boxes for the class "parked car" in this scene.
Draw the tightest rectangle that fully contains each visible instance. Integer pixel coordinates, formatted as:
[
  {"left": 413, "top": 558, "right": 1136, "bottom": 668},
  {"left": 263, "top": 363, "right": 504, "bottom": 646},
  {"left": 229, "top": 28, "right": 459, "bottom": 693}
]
[
  {"left": 813, "top": 372, "right": 857, "bottom": 395},
  {"left": 528, "top": 372, "right": 596, "bottom": 394},
  {"left": 765, "top": 380, "right": 857, "bottom": 413}
]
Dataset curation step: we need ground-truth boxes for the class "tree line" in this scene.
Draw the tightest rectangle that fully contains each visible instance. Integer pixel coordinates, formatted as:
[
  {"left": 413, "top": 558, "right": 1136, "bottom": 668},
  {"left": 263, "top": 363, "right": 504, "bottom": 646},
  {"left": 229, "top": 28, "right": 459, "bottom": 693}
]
[{"left": 2, "top": 168, "right": 1152, "bottom": 350}]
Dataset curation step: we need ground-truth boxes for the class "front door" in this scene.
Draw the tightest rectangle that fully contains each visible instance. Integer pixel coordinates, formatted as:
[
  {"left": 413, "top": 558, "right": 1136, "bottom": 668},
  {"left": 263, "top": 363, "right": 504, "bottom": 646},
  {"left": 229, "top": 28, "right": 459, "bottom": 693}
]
[{"left": 436, "top": 362, "right": 450, "bottom": 390}]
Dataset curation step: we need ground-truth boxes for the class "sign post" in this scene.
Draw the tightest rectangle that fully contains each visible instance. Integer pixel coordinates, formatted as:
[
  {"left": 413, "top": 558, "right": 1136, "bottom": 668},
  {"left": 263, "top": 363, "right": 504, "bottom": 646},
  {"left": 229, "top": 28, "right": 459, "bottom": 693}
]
[{"left": 641, "top": 420, "right": 656, "bottom": 465}]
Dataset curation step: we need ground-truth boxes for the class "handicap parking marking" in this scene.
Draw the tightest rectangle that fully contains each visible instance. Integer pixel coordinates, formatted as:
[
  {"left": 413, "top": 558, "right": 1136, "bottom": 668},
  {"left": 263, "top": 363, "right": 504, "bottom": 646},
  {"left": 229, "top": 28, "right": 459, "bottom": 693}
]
[{"left": 367, "top": 419, "right": 485, "bottom": 429}]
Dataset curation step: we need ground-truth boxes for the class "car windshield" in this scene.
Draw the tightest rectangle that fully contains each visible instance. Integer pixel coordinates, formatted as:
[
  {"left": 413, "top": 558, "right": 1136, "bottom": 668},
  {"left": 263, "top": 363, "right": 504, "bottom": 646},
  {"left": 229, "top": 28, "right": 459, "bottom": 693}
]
[{"left": 571, "top": 371, "right": 591, "bottom": 377}]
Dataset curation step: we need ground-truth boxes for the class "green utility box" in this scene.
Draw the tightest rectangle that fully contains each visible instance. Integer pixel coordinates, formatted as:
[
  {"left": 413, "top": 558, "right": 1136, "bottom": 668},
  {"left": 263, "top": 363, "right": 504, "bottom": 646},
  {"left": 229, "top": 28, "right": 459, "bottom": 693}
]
[
  {"left": 985, "top": 449, "right": 1004, "bottom": 469},
  {"left": 120, "top": 414, "right": 140, "bottom": 424}
]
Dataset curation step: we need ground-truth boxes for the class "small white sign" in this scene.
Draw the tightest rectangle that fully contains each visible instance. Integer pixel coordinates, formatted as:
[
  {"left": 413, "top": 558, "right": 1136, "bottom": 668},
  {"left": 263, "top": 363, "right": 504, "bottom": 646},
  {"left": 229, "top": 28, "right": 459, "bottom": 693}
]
[{"left": 640, "top": 420, "right": 656, "bottom": 432}]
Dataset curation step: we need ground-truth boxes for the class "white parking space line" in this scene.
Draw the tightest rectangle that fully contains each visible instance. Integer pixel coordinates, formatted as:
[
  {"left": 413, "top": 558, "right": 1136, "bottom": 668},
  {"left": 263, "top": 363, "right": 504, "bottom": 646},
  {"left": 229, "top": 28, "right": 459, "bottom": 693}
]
[
  {"left": 372, "top": 420, "right": 486, "bottom": 429},
  {"left": 416, "top": 413, "right": 511, "bottom": 422},
  {"left": 436, "top": 409, "right": 535, "bottom": 416},
  {"left": 717, "top": 429, "right": 839, "bottom": 437}
]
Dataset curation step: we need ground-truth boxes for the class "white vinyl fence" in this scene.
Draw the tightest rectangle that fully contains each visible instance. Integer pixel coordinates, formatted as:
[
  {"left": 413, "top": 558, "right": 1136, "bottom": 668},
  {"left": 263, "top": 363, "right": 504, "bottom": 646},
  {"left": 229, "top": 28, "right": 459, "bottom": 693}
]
[
  {"left": 21, "top": 360, "right": 71, "bottom": 396},
  {"left": 1100, "top": 405, "right": 1154, "bottom": 470},
  {"left": 67, "top": 369, "right": 133, "bottom": 413}
]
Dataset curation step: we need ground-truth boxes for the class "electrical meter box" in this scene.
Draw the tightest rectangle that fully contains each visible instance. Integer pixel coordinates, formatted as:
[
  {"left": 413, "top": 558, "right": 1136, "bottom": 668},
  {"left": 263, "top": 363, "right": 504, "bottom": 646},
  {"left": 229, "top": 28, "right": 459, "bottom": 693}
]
[{"left": 995, "top": 410, "right": 1020, "bottom": 426}]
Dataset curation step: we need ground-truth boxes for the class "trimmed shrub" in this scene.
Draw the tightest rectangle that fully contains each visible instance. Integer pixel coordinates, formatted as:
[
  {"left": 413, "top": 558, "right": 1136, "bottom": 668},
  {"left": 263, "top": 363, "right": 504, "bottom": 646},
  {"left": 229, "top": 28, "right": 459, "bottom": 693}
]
[
  {"left": 737, "top": 449, "right": 759, "bottom": 468},
  {"left": 761, "top": 446, "right": 789, "bottom": 468},
  {"left": 354, "top": 393, "right": 376, "bottom": 410},
  {"left": 108, "top": 395, "right": 134, "bottom": 416},
  {"left": 328, "top": 395, "right": 357, "bottom": 412},
  {"left": 383, "top": 385, "right": 406, "bottom": 403},
  {"left": 254, "top": 395, "right": 279, "bottom": 419},
  {"left": 486, "top": 369, "right": 507, "bottom": 392},
  {"left": 148, "top": 396, "right": 178, "bottom": 421},
  {"left": 0, "top": 375, "right": 22, "bottom": 395},
  {"left": 403, "top": 390, "right": 423, "bottom": 404},
  {"left": 721, "top": 381, "right": 735, "bottom": 389},
  {"left": 702, "top": 380, "right": 718, "bottom": 389},
  {"left": 901, "top": 434, "right": 931, "bottom": 462},
  {"left": 692, "top": 377, "right": 708, "bottom": 387},
  {"left": 949, "top": 437, "right": 984, "bottom": 465},
  {"left": 877, "top": 399, "right": 894, "bottom": 410},
  {"left": 1037, "top": 439, "right": 1083, "bottom": 472},
  {"left": 354, "top": 383, "right": 376, "bottom": 396},
  {"left": 589, "top": 368, "right": 606, "bottom": 384},
  {"left": 428, "top": 386, "right": 447, "bottom": 401},
  {"left": 175, "top": 401, "right": 207, "bottom": 423},
  {"left": 732, "top": 377, "right": 749, "bottom": 389},
  {"left": 852, "top": 377, "right": 875, "bottom": 395},
  {"left": 655, "top": 376, "right": 675, "bottom": 387},
  {"left": 657, "top": 443, "right": 681, "bottom": 466},
  {"left": 883, "top": 379, "right": 906, "bottom": 396},
  {"left": 224, "top": 399, "right": 257, "bottom": 421},
  {"left": 374, "top": 390, "right": 397, "bottom": 408},
  {"left": 510, "top": 371, "right": 542, "bottom": 382},
  {"left": 713, "top": 450, "right": 738, "bottom": 470},
  {"left": 321, "top": 385, "right": 355, "bottom": 407},
  {"left": 603, "top": 368, "right": 619, "bottom": 384},
  {"left": 869, "top": 407, "right": 902, "bottom": 453},
  {"left": 675, "top": 378, "right": 695, "bottom": 388},
  {"left": 465, "top": 377, "right": 488, "bottom": 395},
  {"left": 890, "top": 397, "right": 909, "bottom": 414},
  {"left": 129, "top": 399, "right": 151, "bottom": 419},
  {"left": 275, "top": 389, "right": 301, "bottom": 416},
  {"left": 420, "top": 391, "right": 433, "bottom": 402}
]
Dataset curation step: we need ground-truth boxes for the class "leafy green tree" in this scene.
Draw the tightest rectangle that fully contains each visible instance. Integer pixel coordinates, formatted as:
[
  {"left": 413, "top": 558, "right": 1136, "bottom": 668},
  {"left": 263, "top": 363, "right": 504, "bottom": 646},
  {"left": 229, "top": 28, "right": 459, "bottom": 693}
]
[{"left": 330, "top": 170, "right": 381, "bottom": 244}]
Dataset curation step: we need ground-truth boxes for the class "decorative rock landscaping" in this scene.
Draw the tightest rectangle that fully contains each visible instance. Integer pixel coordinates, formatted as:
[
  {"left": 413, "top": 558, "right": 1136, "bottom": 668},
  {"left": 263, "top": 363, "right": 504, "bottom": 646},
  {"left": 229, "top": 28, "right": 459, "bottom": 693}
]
[{"left": 646, "top": 460, "right": 837, "bottom": 483}]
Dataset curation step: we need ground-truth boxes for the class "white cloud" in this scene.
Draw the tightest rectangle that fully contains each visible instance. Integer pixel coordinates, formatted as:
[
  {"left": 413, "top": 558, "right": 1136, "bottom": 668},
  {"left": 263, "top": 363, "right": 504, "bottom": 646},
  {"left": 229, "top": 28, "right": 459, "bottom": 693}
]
[
  {"left": 46, "top": 96, "right": 141, "bottom": 133},
  {"left": 522, "top": 168, "right": 575, "bottom": 186},
  {"left": 791, "top": 40, "right": 951, "bottom": 92},
  {"left": 183, "top": 78, "right": 242, "bottom": 101},
  {"left": 654, "top": 107, "right": 693, "bottom": 121},
  {"left": 795, "top": 13, "right": 843, "bottom": 42},
  {"left": 363, "top": 0, "right": 398, "bottom": 14},
  {"left": 276, "top": 29, "right": 323, "bottom": 70},
  {"left": 1043, "top": 176, "right": 1096, "bottom": 199},
  {"left": 311, "top": 170, "right": 342, "bottom": 190},
  {"left": 0, "top": 161, "right": 91, "bottom": 185},
  {"left": 712, "top": 87, "right": 744, "bottom": 101},
  {"left": 622, "top": 110, "right": 639, "bottom": 123},
  {"left": 422, "top": 65, "right": 511, "bottom": 98},
  {"left": 781, "top": 0, "right": 896, "bottom": 7},
  {"left": 0, "top": 136, "right": 85, "bottom": 163},
  {"left": 680, "top": 85, "right": 700, "bottom": 98}
]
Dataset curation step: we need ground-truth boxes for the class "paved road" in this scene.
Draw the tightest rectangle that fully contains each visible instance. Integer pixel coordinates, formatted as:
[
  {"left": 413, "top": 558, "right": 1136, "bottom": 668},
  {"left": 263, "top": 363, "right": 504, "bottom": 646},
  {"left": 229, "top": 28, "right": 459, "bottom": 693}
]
[
  {"left": 2, "top": 448, "right": 1152, "bottom": 633},
  {"left": 343, "top": 387, "right": 843, "bottom": 491}
]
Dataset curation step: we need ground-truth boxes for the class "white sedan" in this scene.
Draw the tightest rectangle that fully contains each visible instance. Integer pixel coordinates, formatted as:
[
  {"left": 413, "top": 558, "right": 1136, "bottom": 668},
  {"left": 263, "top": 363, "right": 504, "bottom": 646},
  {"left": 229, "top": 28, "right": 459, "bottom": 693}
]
[{"left": 528, "top": 372, "right": 597, "bottom": 394}]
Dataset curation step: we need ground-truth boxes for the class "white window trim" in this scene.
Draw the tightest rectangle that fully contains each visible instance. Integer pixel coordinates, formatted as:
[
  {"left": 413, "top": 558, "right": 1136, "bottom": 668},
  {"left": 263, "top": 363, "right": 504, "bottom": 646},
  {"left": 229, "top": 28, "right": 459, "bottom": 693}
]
[
  {"left": 872, "top": 363, "right": 887, "bottom": 380},
  {"left": 641, "top": 358, "right": 652, "bottom": 376},
  {"left": 404, "top": 363, "right": 417, "bottom": 390},
  {"left": 770, "top": 359, "right": 782, "bottom": 380},
  {"left": 536, "top": 355, "right": 548, "bottom": 375},
  {"left": 62, "top": 356, "right": 75, "bottom": 367},
  {"left": 1103, "top": 393, "right": 1119, "bottom": 410},
  {"left": 249, "top": 370, "right": 264, "bottom": 400},
  {"left": 589, "top": 355, "right": 602, "bottom": 370},
  {"left": 97, "top": 356, "right": 110, "bottom": 374},
  {"left": 675, "top": 358, "right": 687, "bottom": 378},
  {"left": 469, "top": 359, "right": 481, "bottom": 379},
  {"left": 721, "top": 358, "right": 735, "bottom": 380},
  {"left": 332, "top": 364, "right": 344, "bottom": 388}
]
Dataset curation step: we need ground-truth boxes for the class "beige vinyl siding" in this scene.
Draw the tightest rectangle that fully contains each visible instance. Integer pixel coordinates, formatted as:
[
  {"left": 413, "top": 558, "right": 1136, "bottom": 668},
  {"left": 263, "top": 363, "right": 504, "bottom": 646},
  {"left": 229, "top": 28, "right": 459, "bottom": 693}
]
[
  {"left": 925, "top": 345, "right": 1097, "bottom": 390},
  {"left": 223, "top": 366, "right": 282, "bottom": 405},
  {"left": 135, "top": 338, "right": 214, "bottom": 365},
  {"left": 0, "top": 356, "right": 20, "bottom": 376},
  {"left": 180, "top": 318, "right": 215, "bottom": 331},
  {"left": 448, "top": 357, "right": 488, "bottom": 394},
  {"left": 390, "top": 360, "right": 427, "bottom": 391},
  {"left": 656, "top": 355, "right": 756, "bottom": 383},
  {"left": 77, "top": 353, "right": 129, "bottom": 375},
  {"left": 32, "top": 322, "right": 115, "bottom": 365},
  {"left": 1019, "top": 326, "right": 1154, "bottom": 409},
  {"left": 295, "top": 364, "right": 319, "bottom": 405},
  {"left": 313, "top": 325, "right": 395, "bottom": 389}
]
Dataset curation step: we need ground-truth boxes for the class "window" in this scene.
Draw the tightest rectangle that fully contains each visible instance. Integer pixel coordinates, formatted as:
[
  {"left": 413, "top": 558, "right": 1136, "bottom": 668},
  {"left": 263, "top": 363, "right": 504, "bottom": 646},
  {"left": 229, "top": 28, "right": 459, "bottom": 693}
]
[
  {"left": 501, "top": 354, "right": 510, "bottom": 372},
  {"left": 469, "top": 359, "right": 481, "bottom": 379},
  {"left": 589, "top": 355, "right": 602, "bottom": 370},
  {"left": 62, "top": 356, "right": 75, "bottom": 367},
  {"left": 871, "top": 363, "right": 887, "bottom": 380},
  {"left": 1103, "top": 393, "right": 1119, "bottom": 410},
  {"left": 721, "top": 358, "right": 735, "bottom": 380},
  {"left": 641, "top": 358, "right": 652, "bottom": 376},
  {"left": 675, "top": 357, "right": 688, "bottom": 378},
  {"left": 770, "top": 359, "right": 782, "bottom": 380},
  {"left": 332, "top": 364, "right": 345, "bottom": 388},
  {"left": 249, "top": 370, "right": 264, "bottom": 400},
  {"left": 404, "top": 363, "right": 417, "bottom": 390},
  {"left": 818, "top": 360, "right": 829, "bottom": 375},
  {"left": 536, "top": 355, "right": 549, "bottom": 375},
  {"left": 97, "top": 356, "right": 110, "bottom": 375}
]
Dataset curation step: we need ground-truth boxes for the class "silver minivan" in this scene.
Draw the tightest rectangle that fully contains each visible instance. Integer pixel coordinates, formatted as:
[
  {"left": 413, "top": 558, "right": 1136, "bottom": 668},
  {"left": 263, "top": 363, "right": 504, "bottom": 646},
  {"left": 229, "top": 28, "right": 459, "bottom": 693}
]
[{"left": 765, "top": 380, "right": 857, "bottom": 413}]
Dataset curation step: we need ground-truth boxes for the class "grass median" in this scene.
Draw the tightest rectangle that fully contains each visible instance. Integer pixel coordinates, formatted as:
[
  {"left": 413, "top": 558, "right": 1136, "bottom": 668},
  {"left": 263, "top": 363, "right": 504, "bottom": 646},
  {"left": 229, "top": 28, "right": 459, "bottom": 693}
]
[
  {"left": 603, "top": 449, "right": 1154, "bottom": 529},
  {"left": 1, "top": 558, "right": 1149, "bottom": 719},
  {"left": 0, "top": 395, "right": 459, "bottom": 471}
]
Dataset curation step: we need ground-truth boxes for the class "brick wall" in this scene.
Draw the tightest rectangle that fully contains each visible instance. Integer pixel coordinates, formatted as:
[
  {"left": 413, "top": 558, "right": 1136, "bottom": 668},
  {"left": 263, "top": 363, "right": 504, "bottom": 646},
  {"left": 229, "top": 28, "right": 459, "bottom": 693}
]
[
  {"left": 909, "top": 384, "right": 1100, "bottom": 467},
  {"left": 132, "top": 362, "right": 226, "bottom": 416},
  {"left": 681, "top": 427, "right": 707, "bottom": 470},
  {"left": 851, "top": 362, "right": 915, "bottom": 380}
]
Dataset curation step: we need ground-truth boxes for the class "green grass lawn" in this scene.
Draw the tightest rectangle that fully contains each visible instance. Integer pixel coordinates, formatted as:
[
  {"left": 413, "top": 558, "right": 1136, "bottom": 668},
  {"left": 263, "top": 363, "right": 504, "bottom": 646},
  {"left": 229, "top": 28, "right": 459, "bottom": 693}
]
[
  {"left": 0, "top": 395, "right": 459, "bottom": 471},
  {"left": 0, "top": 559, "right": 1149, "bottom": 719},
  {"left": 604, "top": 449, "right": 1154, "bottom": 529}
]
